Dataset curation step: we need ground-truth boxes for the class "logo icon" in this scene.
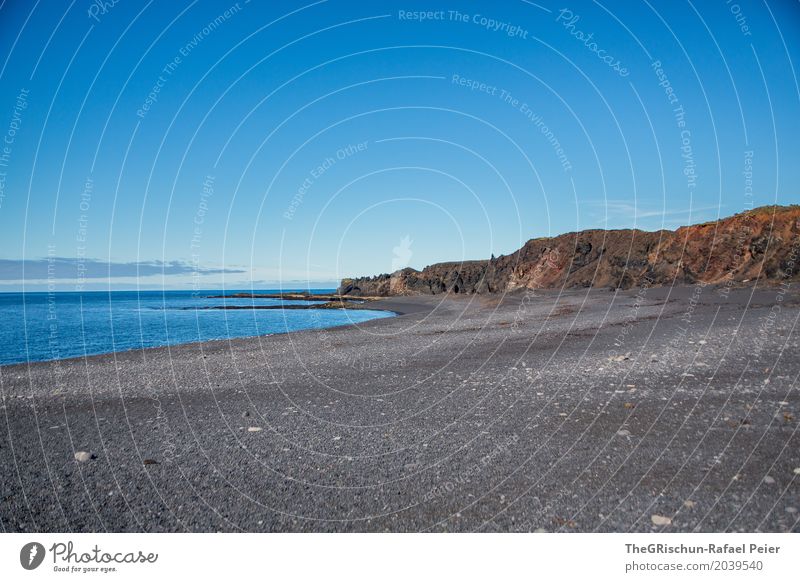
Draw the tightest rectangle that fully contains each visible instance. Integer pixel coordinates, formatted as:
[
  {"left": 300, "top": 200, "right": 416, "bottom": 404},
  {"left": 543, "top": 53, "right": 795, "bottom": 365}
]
[
  {"left": 391, "top": 235, "right": 413, "bottom": 272},
  {"left": 20, "top": 542, "right": 46, "bottom": 570}
]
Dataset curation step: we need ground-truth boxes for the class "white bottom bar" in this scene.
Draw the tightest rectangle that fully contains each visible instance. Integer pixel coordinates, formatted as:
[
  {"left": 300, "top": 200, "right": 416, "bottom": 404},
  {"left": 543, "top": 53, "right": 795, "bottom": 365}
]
[{"left": 1, "top": 533, "right": 797, "bottom": 580}]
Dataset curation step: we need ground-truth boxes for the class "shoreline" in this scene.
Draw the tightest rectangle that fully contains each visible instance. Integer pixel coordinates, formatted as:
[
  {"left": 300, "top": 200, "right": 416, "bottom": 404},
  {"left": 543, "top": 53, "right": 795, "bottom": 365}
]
[
  {"left": 0, "top": 296, "right": 437, "bottom": 371},
  {"left": 1, "top": 284, "right": 792, "bottom": 373}
]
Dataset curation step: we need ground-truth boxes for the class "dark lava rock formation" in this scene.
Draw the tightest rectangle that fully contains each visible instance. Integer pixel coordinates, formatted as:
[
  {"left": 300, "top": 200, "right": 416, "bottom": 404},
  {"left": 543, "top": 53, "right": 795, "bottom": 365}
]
[{"left": 338, "top": 206, "right": 800, "bottom": 296}]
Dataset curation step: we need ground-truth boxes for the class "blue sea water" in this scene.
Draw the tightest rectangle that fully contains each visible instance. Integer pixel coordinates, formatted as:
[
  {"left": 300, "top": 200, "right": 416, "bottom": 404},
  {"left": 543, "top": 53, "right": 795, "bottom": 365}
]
[{"left": 0, "top": 290, "right": 394, "bottom": 366}]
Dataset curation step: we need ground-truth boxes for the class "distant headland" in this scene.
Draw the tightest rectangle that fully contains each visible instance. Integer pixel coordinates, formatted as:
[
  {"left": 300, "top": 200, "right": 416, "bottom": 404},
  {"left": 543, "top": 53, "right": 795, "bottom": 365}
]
[{"left": 339, "top": 205, "right": 800, "bottom": 296}]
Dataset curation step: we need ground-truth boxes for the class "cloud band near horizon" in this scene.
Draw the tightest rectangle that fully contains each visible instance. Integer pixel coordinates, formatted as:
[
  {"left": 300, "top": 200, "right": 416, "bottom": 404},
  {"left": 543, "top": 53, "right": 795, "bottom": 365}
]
[{"left": 0, "top": 258, "right": 245, "bottom": 280}]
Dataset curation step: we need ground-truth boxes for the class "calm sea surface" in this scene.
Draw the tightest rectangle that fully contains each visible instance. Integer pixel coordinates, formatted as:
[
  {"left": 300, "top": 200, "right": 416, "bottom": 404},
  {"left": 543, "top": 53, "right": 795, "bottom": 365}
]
[{"left": 0, "top": 290, "right": 393, "bottom": 366}]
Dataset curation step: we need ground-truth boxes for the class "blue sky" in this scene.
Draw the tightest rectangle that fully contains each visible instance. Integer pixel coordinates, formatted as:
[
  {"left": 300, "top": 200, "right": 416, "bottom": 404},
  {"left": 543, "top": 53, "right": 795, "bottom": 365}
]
[{"left": 0, "top": 0, "right": 798, "bottom": 290}]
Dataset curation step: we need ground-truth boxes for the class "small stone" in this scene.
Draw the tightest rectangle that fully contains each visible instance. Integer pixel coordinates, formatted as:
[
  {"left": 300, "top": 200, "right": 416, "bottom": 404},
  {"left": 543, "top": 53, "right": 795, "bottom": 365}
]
[
  {"left": 651, "top": 514, "right": 672, "bottom": 526},
  {"left": 683, "top": 500, "right": 696, "bottom": 509},
  {"left": 617, "top": 429, "right": 631, "bottom": 437},
  {"left": 794, "top": 467, "right": 800, "bottom": 475},
  {"left": 623, "top": 402, "right": 636, "bottom": 410},
  {"left": 698, "top": 340, "right": 707, "bottom": 345},
  {"left": 247, "top": 427, "right": 263, "bottom": 432},
  {"left": 74, "top": 451, "right": 94, "bottom": 463},
  {"left": 763, "top": 476, "right": 775, "bottom": 484},
  {"left": 786, "top": 507, "right": 798, "bottom": 514}
]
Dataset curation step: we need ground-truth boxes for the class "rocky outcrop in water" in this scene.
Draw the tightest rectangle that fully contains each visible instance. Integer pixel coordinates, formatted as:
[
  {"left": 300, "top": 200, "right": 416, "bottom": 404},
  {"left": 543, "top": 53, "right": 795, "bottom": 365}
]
[{"left": 338, "top": 206, "right": 800, "bottom": 296}]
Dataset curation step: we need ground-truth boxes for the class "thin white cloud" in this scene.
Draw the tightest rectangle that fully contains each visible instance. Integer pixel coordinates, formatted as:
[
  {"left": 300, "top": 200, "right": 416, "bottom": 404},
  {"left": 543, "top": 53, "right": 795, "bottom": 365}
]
[{"left": 587, "top": 201, "right": 723, "bottom": 227}]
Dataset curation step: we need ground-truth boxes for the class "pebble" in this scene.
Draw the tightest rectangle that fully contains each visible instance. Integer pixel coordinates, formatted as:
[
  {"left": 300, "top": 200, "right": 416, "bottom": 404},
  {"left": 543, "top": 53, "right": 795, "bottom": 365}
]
[
  {"left": 74, "top": 451, "right": 94, "bottom": 462},
  {"left": 763, "top": 476, "right": 776, "bottom": 484},
  {"left": 247, "top": 427, "right": 263, "bottom": 432},
  {"left": 651, "top": 514, "right": 672, "bottom": 526}
]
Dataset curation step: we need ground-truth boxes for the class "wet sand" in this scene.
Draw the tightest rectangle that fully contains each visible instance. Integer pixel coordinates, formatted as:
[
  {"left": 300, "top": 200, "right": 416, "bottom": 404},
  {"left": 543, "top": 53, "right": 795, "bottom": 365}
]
[{"left": 1, "top": 285, "right": 798, "bottom": 532}]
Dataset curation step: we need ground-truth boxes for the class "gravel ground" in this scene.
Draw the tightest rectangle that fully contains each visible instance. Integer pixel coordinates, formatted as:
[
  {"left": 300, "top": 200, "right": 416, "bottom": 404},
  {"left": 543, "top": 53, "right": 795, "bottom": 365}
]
[{"left": 1, "top": 285, "right": 798, "bottom": 532}]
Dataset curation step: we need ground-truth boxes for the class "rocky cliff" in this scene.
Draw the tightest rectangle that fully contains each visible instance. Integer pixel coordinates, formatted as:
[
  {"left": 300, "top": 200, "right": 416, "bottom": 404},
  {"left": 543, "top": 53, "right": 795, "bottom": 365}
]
[{"left": 338, "top": 206, "right": 800, "bottom": 296}]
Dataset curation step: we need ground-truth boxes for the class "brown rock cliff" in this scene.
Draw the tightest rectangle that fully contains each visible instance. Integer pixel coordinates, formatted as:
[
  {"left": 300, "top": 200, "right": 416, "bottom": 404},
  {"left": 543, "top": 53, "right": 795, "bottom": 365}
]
[{"left": 338, "top": 206, "right": 800, "bottom": 296}]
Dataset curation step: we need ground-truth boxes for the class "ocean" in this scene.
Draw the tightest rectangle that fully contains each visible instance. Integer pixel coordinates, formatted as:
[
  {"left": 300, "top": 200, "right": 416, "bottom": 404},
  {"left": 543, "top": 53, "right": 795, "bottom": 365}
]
[{"left": 0, "top": 290, "right": 394, "bottom": 366}]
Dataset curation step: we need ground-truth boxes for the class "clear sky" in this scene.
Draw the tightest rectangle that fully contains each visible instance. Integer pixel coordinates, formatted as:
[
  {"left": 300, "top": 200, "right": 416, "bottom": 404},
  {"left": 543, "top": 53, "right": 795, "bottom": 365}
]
[{"left": 0, "top": 0, "right": 798, "bottom": 290}]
